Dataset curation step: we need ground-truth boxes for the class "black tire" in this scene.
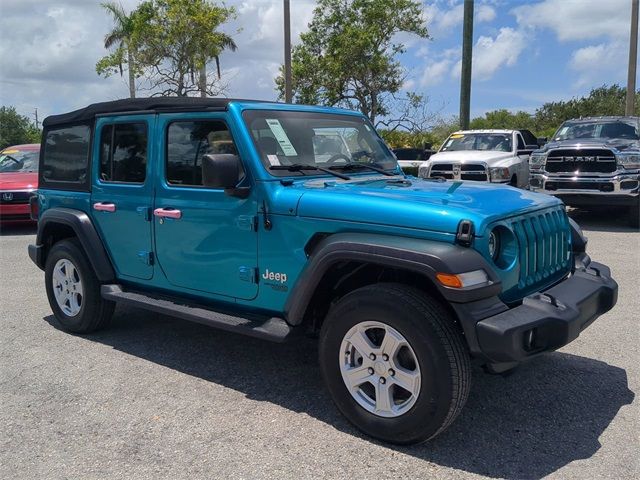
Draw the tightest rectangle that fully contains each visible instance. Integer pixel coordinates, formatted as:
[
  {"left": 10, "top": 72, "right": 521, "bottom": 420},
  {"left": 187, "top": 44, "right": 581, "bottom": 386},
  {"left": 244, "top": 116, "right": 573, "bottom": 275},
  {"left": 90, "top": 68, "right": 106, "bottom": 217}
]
[
  {"left": 45, "top": 238, "right": 114, "bottom": 333},
  {"left": 319, "top": 283, "right": 471, "bottom": 444},
  {"left": 628, "top": 200, "right": 639, "bottom": 229}
]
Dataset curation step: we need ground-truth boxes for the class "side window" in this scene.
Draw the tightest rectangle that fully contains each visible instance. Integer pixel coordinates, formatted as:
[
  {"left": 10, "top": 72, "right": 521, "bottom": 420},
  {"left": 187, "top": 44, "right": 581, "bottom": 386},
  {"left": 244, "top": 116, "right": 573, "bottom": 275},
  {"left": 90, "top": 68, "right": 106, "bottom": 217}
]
[
  {"left": 42, "top": 124, "right": 91, "bottom": 185},
  {"left": 166, "top": 120, "right": 239, "bottom": 187},
  {"left": 516, "top": 134, "right": 525, "bottom": 150},
  {"left": 99, "top": 123, "right": 147, "bottom": 183}
]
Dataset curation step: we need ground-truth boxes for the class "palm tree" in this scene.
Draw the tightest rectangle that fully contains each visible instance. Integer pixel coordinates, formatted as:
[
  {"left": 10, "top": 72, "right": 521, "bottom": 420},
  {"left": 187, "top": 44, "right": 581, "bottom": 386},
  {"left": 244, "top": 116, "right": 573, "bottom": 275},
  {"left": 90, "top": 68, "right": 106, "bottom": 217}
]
[
  {"left": 199, "top": 33, "right": 238, "bottom": 97},
  {"left": 102, "top": 2, "right": 137, "bottom": 98}
]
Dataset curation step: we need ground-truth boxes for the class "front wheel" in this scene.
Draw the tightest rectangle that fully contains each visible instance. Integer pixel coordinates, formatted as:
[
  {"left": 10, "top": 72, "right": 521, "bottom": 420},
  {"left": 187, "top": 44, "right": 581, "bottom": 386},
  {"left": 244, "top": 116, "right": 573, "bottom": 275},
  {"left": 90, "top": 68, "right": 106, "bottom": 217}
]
[{"left": 319, "top": 283, "right": 471, "bottom": 444}]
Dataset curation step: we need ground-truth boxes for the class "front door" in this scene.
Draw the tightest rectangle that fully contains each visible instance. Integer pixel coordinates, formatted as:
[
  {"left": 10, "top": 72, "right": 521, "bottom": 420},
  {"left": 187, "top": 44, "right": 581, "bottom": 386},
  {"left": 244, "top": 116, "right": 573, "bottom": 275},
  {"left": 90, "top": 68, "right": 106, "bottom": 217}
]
[
  {"left": 91, "top": 115, "right": 154, "bottom": 280},
  {"left": 153, "top": 113, "right": 258, "bottom": 300}
]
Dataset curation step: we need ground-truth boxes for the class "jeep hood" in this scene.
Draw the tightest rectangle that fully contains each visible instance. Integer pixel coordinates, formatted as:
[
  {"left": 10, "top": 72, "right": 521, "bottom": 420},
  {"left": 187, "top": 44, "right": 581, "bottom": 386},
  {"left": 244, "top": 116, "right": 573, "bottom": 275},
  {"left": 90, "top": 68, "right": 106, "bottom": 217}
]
[
  {"left": 428, "top": 150, "right": 513, "bottom": 163},
  {"left": 292, "top": 175, "right": 561, "bottom": 237}
]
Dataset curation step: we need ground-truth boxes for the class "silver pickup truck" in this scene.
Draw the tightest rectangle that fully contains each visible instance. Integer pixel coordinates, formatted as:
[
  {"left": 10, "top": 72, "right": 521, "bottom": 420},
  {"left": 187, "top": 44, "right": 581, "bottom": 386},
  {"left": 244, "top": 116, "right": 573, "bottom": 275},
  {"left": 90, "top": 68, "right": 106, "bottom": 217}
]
[{"left": 529, "top": 116, "right": 639, "bottom": 227}]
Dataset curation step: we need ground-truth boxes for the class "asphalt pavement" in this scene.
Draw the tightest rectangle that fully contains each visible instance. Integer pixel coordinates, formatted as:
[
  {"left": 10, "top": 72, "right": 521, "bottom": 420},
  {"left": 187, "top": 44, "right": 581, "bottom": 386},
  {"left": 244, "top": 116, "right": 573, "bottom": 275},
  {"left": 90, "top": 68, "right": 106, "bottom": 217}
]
[{"left": 0, "top": 208, "right": 638, "bottom": 480}]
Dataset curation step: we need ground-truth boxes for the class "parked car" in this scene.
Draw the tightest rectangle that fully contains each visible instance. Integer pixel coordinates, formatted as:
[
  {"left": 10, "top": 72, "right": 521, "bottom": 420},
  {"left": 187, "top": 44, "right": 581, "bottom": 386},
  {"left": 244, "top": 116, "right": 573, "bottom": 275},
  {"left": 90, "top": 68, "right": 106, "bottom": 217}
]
[
  {"left": 418, "top": 129, "right": 539, "bottom": 188},
  {"left": 393, "top": 145, "right": 435, "bottom": 176},
  {"left": 0, "top": 143, "right": 39, "bottom": 223},
  {"left": 529, "top": 116, "right": 640, "bottom": 227},
  {"left": 28, "top": 98, "right": 617, "bottom": 445}
]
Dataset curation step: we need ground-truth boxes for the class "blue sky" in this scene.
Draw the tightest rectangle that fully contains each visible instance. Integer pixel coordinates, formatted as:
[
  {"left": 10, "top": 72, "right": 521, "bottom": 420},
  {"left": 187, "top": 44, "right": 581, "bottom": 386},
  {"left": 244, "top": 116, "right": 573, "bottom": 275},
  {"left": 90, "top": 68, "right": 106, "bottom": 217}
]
[{"left": 0, "top": 0, "right": 636, "bottom": 123}]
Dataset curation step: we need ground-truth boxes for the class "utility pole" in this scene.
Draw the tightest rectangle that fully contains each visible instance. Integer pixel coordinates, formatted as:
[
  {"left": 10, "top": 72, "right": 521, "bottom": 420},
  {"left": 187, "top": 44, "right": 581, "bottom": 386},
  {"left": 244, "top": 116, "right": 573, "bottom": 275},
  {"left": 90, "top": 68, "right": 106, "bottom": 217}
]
[
  {"left": 626, "top": 0, "right": 639, "bottom": 115},
  {"left": 34, "top": 108, "right": 39, "bottom": 129},
  {"left": 284, "top": 0, "right": 293, "bottom": 103},
  {"left": 459, "top": 0, "right": 474, "bottom": 129}
]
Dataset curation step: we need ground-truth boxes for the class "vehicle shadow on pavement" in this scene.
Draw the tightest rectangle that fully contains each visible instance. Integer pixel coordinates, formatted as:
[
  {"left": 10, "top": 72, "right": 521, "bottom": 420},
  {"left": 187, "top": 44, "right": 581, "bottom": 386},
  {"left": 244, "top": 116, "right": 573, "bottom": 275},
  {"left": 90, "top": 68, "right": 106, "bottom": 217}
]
[
  {"left": 0, "top": 223, "right": 37, "bottom": 236},
  {"left": 568, "top": 207, "right": 638, "bottom": 233},
  {"left": 45, "top": 306, "right": 634, "bottom": 480}
]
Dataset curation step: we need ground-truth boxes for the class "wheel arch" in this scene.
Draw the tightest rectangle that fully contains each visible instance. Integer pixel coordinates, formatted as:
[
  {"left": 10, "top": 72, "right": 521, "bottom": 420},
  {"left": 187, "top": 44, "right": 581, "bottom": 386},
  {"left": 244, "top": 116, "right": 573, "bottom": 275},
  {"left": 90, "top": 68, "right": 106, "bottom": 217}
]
[
  {"left": 284, "top": 233, "right": 502, "bottom": 330},
  {"left": 29, "top": 208, "right": 115, "bottom": 282}
]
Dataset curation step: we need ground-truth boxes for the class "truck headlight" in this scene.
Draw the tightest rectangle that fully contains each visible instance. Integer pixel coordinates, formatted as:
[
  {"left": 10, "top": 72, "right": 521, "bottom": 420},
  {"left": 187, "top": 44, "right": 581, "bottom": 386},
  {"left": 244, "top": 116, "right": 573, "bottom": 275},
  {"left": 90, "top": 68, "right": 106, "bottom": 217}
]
[
  {"left": 529, "top": 152, "right": 546, "bottom": 170},
  {"left": 617, "top": 152, "right": 640, "bottom": 170},
  {"left": 418, "top": 163, "right": 430, "bottom": 178},
  {"left": 489, "top": 167, "right": 511, "bottom": 181}
]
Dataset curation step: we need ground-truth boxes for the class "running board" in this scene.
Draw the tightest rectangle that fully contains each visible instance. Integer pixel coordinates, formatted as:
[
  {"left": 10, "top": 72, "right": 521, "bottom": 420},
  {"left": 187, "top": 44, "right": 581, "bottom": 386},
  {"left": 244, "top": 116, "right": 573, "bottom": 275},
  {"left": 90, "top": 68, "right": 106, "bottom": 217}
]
[{"left": 101, "top": 284, "right": 293, "bottom": 342}]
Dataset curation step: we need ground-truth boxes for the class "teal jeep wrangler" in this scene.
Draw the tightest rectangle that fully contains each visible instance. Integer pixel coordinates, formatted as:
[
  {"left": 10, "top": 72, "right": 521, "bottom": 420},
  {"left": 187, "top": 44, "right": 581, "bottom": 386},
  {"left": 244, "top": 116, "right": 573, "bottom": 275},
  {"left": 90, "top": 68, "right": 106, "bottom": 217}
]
[{"left": 29, "top": 98, "right": 617, "bottom": 444}]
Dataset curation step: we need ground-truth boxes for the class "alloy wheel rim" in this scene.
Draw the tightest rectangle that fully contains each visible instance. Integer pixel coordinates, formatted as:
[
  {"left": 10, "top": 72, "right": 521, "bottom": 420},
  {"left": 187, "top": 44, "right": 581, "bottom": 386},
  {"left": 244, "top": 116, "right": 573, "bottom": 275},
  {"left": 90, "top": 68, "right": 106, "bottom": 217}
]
[
  {"left": 52, "top": 259, "right": 83, "bottom": 317},
  {"left": 339, "top": 321, "right": 421, "bottom": 418}
]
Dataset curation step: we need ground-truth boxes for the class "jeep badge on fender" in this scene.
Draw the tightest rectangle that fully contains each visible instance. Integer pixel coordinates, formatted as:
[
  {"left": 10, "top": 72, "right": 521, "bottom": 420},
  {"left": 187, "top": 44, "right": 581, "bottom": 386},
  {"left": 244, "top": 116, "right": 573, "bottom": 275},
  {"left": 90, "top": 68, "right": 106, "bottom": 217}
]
[{"left": 28, "top": 98, "right": 618, "bottom": 445}]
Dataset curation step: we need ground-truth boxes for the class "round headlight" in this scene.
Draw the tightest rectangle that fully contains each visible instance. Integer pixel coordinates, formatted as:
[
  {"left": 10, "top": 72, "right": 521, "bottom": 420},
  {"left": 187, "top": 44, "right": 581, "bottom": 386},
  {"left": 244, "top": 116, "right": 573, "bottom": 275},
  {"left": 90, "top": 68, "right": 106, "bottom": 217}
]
[{"left": 488, "top": 230, "right": 499, "bottom": 260}]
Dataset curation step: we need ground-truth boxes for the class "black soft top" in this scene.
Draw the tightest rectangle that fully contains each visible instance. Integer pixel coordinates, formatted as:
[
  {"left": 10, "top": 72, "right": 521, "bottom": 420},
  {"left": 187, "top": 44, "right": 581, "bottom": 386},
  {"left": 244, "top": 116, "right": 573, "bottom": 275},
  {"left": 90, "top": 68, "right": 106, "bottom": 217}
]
[{"left": 42, "top": 97, "right": 265, "bottom": 128}]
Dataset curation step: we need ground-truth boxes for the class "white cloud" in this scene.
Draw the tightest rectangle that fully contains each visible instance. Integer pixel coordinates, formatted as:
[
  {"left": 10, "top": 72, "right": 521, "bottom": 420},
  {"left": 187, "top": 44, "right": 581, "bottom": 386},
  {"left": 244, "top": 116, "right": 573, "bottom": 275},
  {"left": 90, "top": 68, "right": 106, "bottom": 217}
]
[
  {"left": 471, "top": 28, "right": 528, "bottom": 80},
  {"left": 513, "top": 0, "right": 632, "bottom": 42},
  {"left": 421, "top": 58, "right": 455, "bottom": 87},
  {"left": 423, "top": 1, "right": 498, "bottom": 39},
  {"left": 569, "top": 41, "right": 628, "bottom": 88}
]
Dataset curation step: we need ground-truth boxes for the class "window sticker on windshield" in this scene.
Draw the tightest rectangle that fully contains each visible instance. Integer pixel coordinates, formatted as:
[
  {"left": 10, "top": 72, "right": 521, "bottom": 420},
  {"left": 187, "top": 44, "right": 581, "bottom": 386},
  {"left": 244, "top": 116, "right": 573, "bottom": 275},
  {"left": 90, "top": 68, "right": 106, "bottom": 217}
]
[
  {"left": 266, "top": 154, "right": 281, "bottom": 166},
  {"left": 1, "top": 149, "right": 19, "bottom": 154},
  {"left": 450, "top": 134, "right": 464, "bottom": 139},
  {"left": 265, "top": 119, "right": 298, "bottom": 156}
]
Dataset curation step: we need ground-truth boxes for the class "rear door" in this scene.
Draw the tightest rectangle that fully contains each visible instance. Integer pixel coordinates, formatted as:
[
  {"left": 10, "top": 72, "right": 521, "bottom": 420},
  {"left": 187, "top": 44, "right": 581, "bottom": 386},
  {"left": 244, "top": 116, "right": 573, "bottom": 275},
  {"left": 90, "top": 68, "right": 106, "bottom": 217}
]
[{"left": 91, "top": 115, "right": 154, "bottom": 280}]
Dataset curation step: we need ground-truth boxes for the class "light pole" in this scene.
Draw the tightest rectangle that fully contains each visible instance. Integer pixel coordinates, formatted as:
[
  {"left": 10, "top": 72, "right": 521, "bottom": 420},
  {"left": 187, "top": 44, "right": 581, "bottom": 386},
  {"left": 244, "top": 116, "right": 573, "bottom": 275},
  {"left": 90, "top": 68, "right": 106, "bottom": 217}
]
[
  {"left": 284, "top": 0, "right": 292, "bottom": 103},
  {"left": 626, "top": 0, "right": 638, "bottom": 115},
  {"left": 459, "top": 0, "right": 474, "bottom": 129}
]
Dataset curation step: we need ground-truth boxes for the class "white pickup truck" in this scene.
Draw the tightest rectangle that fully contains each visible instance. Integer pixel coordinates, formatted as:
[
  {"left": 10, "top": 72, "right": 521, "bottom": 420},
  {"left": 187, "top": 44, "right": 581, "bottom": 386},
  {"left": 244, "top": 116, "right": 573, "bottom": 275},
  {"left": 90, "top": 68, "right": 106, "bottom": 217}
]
[{"left": 418, "top": 129, "right": 540, "bottom": 188}]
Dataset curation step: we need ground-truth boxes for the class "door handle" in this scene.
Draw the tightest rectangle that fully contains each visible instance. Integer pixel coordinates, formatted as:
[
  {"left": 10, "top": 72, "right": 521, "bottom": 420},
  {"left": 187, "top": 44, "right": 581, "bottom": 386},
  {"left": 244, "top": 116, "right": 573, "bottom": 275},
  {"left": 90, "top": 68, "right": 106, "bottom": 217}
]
[
  {"left": 93, "top": 202, "right": 116, "bottom": 212},
  {"left": 153, "top": 208, "right": 182, "bottom": 219}
]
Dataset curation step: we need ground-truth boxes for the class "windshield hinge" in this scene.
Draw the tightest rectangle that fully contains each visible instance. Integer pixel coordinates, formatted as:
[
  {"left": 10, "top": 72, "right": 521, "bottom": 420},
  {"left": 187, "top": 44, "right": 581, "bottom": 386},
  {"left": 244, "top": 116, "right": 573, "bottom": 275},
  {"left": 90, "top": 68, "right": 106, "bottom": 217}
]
[{"left": 456, "top": 220, "right": 475, "bottom": 247}]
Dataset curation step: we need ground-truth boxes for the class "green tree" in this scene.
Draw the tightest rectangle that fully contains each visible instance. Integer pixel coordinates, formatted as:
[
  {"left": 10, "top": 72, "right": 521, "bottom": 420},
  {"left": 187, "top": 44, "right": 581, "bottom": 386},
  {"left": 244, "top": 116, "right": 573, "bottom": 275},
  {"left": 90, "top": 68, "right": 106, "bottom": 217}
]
[
  {"left": 470, "top": 109, "right": 535, "bottom": 131},
  {"left": 0, "top": 107, "right": 40, "bottom": 149},
  {"left": 96, "top": 2, "right": 139, "bottom": 98},
  {"left": 134, "top": 0, "right": 237, "bottom": 97},
  {"left": 276, "top": 0, "right": 428, "bottom": 124}
]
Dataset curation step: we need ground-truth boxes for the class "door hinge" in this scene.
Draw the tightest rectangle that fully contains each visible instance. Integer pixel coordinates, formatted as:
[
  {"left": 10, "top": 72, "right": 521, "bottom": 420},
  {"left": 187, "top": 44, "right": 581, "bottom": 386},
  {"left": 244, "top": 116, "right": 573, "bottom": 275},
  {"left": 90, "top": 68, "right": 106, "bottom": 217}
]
[
  {"left": 136, "top": 206, "right": 152, "bottom": 221},
  {"left": 138, "top": 251, "right": 154, "bottom": 265},
  {"left": 237, "top": 215, "right": 258, "bottom": 232},
  {"left": 239, "top": 266, "right": 258, "bottom": 283}
]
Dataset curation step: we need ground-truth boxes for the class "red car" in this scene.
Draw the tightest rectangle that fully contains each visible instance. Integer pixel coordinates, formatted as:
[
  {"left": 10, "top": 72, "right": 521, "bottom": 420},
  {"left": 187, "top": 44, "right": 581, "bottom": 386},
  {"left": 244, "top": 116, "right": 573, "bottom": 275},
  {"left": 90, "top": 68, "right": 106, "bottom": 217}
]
[{"left": 0, "top": 143, "right": 40, "bottom": 223}]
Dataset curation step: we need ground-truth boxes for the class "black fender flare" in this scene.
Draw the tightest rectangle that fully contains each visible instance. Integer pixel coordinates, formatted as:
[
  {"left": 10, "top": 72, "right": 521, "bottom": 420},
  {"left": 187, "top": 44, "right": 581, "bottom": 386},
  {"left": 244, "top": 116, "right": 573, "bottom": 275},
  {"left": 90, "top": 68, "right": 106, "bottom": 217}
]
[
  {"left": 284, "top": 232, "right": 502, "bottom": 325},
  {"left": 28, "top": 207, "right": 115, "bottom": 282}
]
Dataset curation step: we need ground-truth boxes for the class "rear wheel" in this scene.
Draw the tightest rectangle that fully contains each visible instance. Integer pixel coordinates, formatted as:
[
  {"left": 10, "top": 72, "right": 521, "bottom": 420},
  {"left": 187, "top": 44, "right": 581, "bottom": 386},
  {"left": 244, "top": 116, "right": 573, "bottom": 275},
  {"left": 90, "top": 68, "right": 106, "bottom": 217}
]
[
  {"left": 319, "top": 283, "right": 471, "bottom": 444},
  {"left": 45, "top": 238, "right": 114, "bottom": 333}
]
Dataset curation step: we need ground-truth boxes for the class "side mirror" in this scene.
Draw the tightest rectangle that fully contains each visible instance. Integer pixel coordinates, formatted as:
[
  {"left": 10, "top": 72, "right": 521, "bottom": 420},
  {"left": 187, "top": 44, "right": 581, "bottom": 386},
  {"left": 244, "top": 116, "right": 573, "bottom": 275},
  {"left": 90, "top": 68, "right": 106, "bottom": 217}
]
[
  {"left": 537, "top": 137, "right": 547, "bottom": 147},
  {"left": 201, "top": 154, "right": 249, "bottom": 198}
]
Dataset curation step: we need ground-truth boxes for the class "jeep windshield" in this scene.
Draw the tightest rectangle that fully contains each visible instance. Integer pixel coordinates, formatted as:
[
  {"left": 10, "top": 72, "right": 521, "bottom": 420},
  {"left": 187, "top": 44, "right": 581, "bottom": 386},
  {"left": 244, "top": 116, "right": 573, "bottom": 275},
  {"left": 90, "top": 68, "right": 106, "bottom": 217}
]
[
  {"left": 553, "top": 119, "right": 640, "bottom": 141},
  {"left": 440, "top": 133, "right": 512, "bottom": 152},
  {"left": 242, "top": 110, "right": 399, "bottom": 177},
  {"left": 0, "top": 149, "right": 39, "bottom": 173}
]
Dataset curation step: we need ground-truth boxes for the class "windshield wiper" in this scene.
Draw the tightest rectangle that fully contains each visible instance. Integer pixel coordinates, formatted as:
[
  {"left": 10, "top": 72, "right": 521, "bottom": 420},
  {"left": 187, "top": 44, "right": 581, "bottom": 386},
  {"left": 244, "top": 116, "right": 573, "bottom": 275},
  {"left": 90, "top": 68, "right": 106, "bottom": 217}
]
[
  {"left": 329, "top": 162, "right": 396, "bottom": 176},
  {"left": 269, "top": 163, "right": 351, "bottom": 180}
]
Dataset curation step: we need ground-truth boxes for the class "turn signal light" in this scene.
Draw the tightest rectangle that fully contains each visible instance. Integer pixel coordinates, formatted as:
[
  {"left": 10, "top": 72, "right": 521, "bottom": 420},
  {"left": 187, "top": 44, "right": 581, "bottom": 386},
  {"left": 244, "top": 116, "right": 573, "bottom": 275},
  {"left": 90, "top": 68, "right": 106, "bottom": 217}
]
[{"left": 436, "top": 270, "right": 490, "bottom": 289}]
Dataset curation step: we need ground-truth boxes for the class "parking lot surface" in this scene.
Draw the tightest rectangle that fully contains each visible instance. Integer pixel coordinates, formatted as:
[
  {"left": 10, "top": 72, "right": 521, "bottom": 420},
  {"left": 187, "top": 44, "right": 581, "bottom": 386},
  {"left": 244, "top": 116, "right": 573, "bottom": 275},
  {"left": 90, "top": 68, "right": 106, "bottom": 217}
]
[{"left": 1, "top": 209, "right": 638, "bottom": 480}]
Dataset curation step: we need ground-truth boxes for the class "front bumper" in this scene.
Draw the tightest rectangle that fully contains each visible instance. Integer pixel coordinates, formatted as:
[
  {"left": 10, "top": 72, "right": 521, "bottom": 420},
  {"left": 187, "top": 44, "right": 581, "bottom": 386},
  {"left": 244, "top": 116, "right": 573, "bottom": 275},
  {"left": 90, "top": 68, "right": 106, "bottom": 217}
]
[
  {"left": 530, "top": 171, "right": 639, "bottom": 204},
  {"left": 0, "top": 203, "right": 33, "bottom": 222},
  {"left": 454, "top": 255, "right": 617, "bottom": 364}
]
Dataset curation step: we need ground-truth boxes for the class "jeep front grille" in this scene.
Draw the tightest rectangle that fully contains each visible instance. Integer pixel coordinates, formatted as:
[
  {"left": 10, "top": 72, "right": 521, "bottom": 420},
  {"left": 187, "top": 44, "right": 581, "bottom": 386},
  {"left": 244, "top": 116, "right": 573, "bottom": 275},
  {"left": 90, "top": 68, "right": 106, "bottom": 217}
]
[
  {"left": 429, "top": 163, "right": 488, "bottom": 181},
  {"left": 510, "top": 207, "right": 571, "bottom": 290},
  {"left": 545, "top": 149, "right": 616, "bottom": 174}
]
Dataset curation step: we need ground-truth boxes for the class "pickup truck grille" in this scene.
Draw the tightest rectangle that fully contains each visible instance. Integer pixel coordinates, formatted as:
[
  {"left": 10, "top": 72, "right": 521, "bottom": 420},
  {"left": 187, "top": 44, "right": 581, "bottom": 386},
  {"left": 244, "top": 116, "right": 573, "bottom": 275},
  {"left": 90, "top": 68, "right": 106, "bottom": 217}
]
[
  {"left": 545, "top": 149, "right": 616, "bottom": 173},
  {"left": 0, "top": 191, "right": 33, "bottom": 204},
  {"left": 429, "top": 163, "right": 488, "bottom": 181},
  {"left": 510, "top": 207, "right": 571, "bottom": 290}
]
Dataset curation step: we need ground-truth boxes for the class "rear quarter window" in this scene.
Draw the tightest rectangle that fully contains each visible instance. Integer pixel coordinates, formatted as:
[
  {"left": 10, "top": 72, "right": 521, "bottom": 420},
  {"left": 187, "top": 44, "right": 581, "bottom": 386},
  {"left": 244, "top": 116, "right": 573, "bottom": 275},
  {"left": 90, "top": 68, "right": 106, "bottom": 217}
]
[{"left": 41, "top": 124, "right": 91, "bottom": 190}]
